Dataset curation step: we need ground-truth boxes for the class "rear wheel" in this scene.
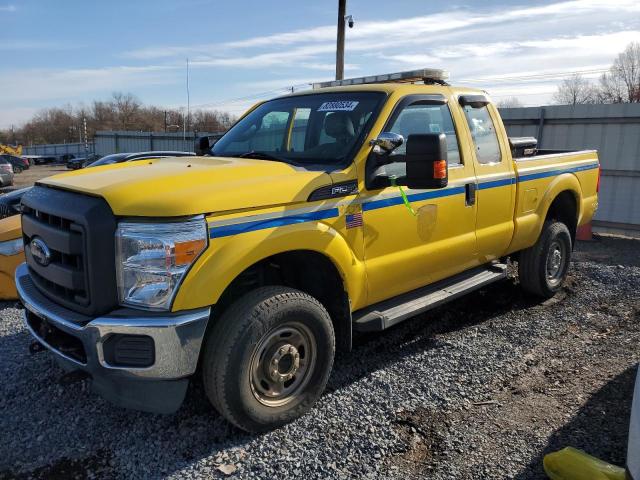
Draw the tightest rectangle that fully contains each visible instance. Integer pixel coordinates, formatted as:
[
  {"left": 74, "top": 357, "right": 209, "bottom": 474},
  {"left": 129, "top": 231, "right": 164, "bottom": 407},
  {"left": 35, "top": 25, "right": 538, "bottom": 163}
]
[
  {"left": 202, "top": 286, "right": 335, "bottom": 432},
  {"left": 519, "top": 221, "right": 572, "bottom": 298}
]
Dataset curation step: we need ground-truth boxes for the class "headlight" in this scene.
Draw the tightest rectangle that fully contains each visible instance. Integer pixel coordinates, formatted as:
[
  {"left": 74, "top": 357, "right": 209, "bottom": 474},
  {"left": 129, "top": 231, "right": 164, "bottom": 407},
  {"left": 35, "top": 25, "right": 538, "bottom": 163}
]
[
  {"left": 115, "top": 217, "right": 208, "bottom": 310},
  {"left": 0, "top": 238, "right": 23, "bottom": 256}
]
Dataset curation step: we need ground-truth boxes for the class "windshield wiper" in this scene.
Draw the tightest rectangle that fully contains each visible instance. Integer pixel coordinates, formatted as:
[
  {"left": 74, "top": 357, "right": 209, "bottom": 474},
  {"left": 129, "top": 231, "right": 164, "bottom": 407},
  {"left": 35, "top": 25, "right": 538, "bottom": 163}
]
[{"left": 238, "top": 151, "right": 287, "bottom": 162}]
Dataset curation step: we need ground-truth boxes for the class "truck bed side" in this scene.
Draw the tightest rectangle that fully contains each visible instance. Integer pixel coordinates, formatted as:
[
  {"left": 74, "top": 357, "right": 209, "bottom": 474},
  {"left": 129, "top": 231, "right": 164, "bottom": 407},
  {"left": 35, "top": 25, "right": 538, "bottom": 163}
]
[{"left": 508, "top": 150, "right": 599, "bottom": 254}]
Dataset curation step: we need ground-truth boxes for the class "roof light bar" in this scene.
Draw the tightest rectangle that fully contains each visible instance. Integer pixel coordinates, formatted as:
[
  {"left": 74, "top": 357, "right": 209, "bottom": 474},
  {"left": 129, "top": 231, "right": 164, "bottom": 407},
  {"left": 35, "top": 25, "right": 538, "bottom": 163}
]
[{"left": 312, "top": 68, "right": 450, "bottom": 89}]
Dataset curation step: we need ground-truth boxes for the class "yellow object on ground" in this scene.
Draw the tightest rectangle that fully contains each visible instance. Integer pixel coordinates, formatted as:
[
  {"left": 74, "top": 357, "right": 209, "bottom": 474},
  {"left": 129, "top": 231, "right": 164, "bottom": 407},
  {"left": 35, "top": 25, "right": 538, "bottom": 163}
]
[
  {"left": 544, "top": 447, "right": 626, "bottom": 480},
  {"left": 0, "top": 215, "right": 24, "bottom": 300}
]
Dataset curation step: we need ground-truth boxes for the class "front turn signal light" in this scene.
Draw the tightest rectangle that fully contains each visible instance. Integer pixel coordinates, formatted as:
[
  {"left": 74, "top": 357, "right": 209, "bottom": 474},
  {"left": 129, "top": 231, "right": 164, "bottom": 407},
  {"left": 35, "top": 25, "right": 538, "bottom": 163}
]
[{"left": 433, "top": 160, "right": 447, "bottom": 179}]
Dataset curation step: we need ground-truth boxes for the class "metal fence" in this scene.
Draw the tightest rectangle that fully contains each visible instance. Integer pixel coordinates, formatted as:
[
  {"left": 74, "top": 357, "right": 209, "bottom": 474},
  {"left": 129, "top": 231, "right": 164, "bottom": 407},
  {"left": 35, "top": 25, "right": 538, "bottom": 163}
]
[
  {"left": 22, "top": 142, "right": 94, "bottom": 156},
  {"left": 93, "top": 131, "right": 224, "bottom": 156},
  {"left": 500, "top": 103, "right": 640, "bottom": 236}
]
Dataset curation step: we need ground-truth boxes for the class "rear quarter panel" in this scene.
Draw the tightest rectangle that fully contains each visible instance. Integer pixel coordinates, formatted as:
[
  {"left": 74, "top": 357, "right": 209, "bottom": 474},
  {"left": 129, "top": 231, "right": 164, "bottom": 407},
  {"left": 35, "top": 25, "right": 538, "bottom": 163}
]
[{"left": 508, "top": 151, "right": 599, "bottom": 253}]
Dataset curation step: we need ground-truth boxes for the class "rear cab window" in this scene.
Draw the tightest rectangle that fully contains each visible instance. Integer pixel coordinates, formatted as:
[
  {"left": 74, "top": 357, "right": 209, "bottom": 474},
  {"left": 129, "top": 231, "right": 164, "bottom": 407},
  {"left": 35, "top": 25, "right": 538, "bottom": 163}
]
[{"left": 461, "top": 104, "right": 502, "bottom": 164}]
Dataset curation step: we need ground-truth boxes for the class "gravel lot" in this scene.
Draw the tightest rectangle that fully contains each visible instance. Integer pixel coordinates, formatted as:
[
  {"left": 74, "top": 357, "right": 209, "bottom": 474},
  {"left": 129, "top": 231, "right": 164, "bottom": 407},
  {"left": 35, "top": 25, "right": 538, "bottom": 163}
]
[{"left": 1, "top": 235, "right": 638, "bottom": 479}]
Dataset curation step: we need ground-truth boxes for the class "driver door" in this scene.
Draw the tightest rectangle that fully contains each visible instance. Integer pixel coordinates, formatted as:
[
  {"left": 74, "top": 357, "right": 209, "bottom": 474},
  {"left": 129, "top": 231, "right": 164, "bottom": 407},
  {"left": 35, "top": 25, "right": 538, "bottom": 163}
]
[{"left": 362, "top": 95, "right": 479, "bottom": 305}]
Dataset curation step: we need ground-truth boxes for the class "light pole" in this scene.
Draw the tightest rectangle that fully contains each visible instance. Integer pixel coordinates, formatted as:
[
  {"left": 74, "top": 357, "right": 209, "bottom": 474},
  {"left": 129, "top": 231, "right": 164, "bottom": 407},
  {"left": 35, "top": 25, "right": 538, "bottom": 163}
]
[{"left": 335, "top": 0, "right": 346, "bottom": 80}]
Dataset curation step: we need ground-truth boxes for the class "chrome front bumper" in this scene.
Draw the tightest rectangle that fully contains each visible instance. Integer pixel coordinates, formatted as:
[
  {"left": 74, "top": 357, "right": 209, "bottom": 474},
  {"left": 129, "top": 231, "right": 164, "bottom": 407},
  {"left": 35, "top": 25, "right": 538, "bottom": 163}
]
[{"left": 16, "top": 263, "right": 211, "bottom": 412}]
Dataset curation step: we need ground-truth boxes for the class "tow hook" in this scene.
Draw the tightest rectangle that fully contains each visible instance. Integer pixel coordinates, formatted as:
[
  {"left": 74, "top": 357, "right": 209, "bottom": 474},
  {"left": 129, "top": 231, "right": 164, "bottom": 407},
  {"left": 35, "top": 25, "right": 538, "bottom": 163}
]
[
  {"left": 29, "top": 340, "right": 46, "bottom": 354},
  {"left": 59, "top": 370, "right": 91, "bottom": 386}
]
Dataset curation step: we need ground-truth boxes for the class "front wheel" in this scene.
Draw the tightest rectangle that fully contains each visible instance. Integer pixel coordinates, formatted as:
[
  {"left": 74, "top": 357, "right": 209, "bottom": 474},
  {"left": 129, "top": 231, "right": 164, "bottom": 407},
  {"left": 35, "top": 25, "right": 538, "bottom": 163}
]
[
  {"left": 518, "top": 221, "right": 572, "bottom": 298},
  {"left": 202, "top": 286, "right": 335, "bottom": 432}
]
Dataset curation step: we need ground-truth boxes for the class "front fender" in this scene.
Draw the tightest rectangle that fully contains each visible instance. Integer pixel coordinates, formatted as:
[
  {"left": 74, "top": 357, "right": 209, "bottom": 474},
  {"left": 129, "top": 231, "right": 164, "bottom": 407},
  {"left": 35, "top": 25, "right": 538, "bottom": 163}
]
[{"left": 172, "top": 221, "right": 366, "bottom": 311}]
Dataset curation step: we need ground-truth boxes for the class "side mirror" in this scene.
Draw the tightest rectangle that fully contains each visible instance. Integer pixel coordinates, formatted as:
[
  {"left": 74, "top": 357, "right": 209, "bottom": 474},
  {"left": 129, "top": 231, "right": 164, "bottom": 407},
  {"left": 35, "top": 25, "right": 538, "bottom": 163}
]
[
  {"left": 405, "top": 133, "right": 448, "bottom": 189},
  {"left": 370, "top": 132, "right": 404, "bottom": 154},
  {"left": 195, "top": 136, "right": 210, "bottom": 156}
]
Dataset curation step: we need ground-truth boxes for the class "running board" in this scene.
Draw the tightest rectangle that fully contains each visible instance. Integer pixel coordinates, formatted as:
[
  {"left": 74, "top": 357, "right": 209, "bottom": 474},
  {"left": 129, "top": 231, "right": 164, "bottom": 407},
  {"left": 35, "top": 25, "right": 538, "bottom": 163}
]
[{"left": 353, "top": 264, "right": 507, "bottom": 332}]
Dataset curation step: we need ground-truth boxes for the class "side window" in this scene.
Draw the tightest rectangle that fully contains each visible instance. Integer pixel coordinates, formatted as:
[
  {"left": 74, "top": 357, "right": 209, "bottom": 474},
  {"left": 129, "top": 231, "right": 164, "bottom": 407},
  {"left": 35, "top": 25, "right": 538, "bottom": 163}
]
[
  {"left": 385, "top": 103, "right": 461, "bottom": 165},
  {"left": 462, "top": 105, "right": 501, "bottom": 164},
  {"left": 289, "top": 108, "right": 310, "bottom": 152}
]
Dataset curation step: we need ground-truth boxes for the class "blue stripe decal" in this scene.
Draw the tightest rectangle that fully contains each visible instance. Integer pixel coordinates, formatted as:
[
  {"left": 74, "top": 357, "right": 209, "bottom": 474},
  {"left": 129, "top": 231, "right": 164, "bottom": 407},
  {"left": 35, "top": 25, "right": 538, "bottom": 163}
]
[
  {"left": 362, "top": 186, "right": 465, "bottom": 211},
  {"left": 518, "top": 162, "right": 599, "bottom": 183},
  {"left": 478, "top": 177, "right": 516, "bottom": 190},
  {"left": 210, "top": 208, "right": 339, "bottom": 238},
  {"left": 208, "top": 162, "right": 598, "bottom": 238}
]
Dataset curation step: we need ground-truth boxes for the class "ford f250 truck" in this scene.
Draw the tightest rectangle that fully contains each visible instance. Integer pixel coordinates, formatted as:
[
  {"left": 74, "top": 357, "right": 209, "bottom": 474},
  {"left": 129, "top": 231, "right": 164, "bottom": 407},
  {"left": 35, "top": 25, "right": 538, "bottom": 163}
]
[{"left": 16, "top": 69, "right": 599, "bottom": 432}]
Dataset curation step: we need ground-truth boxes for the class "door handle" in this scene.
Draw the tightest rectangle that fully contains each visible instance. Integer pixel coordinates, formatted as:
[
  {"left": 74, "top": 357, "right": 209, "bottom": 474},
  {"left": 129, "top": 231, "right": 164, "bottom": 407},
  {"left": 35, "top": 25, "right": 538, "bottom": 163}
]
[{"left": 465, "top": 182, "right": 477, "bottom": 206}]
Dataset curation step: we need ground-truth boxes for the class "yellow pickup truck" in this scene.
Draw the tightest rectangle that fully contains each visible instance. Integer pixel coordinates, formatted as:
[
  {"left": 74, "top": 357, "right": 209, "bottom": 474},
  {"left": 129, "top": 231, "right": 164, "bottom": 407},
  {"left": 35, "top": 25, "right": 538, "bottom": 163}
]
[{"left": 16, "top": 69, "right": 599, "bottom": 432}]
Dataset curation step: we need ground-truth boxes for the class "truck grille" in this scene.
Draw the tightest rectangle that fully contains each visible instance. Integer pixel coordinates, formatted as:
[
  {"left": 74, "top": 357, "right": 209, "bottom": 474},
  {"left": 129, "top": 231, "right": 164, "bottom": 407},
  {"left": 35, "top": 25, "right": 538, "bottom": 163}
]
[
  {"left": 21, "top": 186, "right": 118, "bottom": 316},
  {"left": 22, "top": 208, "right": 89, "bottom": 306}
]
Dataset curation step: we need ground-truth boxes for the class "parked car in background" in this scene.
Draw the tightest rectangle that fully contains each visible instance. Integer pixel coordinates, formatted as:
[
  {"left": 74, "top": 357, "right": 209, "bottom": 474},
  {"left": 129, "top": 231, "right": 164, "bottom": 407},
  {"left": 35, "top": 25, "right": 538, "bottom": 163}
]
[
  {"left": 87, "top": 151, "right": 195, "bottom": 167},
  {"left": 33, "top": 156, "right": 57, "bottom": 165},
  {"left": 0, "top": 157, "right": 14, "bottom": 186},
  {"left": 20, "top": 155, "right": 42, "bottom": 166},
  {"left": 1, "top": 154, "right": 28, "bottom": 173},
  {"left": 66, "top": 154, "right": 101, "bottom": 170},
  {"left": 0, "top": 187, "right": 30, "bottom": 219}
]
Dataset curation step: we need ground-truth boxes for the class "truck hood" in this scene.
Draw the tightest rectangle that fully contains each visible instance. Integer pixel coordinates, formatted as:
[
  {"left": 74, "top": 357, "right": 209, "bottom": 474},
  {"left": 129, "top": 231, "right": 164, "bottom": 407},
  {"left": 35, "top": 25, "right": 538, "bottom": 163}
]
[{"left": 39, "top": 156, "right": 332, "bottom": 217}]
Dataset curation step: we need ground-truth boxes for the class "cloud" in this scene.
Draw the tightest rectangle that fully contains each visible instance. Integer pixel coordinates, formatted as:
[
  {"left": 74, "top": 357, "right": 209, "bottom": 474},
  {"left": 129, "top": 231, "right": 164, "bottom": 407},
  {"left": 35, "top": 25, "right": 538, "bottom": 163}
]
[
  {"left": 0, "top": 65, "right": 180, "bottom": 104},
  {"left": 123, "top": 0, "right": 640, "bottom": 61},
  {"left": 0, "top": 41, "right": 76, "bottom": 51},
  {"left": 5, "top": 0, "right": 640, "bottom": 123},
  {"left": 0, "top": 4, "right": 16, "bottom": 12}
]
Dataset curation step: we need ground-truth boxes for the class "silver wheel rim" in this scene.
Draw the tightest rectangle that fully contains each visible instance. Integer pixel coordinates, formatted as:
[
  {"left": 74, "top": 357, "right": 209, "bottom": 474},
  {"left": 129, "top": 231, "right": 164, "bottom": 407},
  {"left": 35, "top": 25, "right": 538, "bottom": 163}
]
[
  {"left": 250, "top": 322, "right": 316, "bottom": 407},
  {"left": 546, "top": 240, "right": 566, "bottom": 286}
]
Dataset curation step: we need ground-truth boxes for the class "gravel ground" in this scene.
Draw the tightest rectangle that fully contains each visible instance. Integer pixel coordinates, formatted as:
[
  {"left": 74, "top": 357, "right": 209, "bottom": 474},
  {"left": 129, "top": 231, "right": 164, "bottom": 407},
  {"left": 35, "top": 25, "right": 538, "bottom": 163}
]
[{"left": 0, "top": 234, "right": 638, "bottom": 479}]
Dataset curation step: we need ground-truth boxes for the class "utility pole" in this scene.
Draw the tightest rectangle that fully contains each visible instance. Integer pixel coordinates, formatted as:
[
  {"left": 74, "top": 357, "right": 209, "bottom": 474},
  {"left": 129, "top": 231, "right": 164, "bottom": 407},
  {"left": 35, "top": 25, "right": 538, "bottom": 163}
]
[
  {"left": 184, "top": 57, "right": 190, "bottom": 141},
  {"left": 335, "top": 0, "right": 346, "bottom": 80}
]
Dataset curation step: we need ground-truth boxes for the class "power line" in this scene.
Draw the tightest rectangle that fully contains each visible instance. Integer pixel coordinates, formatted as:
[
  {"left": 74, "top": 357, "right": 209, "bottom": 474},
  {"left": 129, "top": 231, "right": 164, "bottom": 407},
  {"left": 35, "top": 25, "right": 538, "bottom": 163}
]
[
  {"left": 190, "top": 83, "right": 311, "bottom": 110},
  {"left": 186, "top": 67, "right": 609, "bottom": 114},
  {"left": 458, "top": 68, "right": 609, "bottom": 84}
]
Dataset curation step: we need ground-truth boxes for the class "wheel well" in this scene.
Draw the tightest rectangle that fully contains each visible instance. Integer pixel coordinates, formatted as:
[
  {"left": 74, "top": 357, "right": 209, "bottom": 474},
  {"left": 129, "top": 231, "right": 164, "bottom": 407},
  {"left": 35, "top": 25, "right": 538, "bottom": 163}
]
[
  {"left": 213, "top": 250, "right": 352, "bottom": 351},
  {"left": 545, "top": 190, "right": 578, "bottom": 245}
]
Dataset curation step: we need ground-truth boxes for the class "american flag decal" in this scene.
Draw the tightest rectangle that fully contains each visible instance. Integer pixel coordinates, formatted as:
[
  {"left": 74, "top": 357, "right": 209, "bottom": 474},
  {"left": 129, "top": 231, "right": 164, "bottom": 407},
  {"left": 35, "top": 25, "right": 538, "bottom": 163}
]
[{"left": 345, "top": 212, "right": 363, "bottom": 229}]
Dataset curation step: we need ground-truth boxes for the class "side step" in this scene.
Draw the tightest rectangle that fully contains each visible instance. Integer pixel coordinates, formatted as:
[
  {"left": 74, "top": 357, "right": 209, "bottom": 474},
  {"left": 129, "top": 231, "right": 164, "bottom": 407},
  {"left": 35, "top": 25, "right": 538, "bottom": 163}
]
[{"left": 353, "top": 264, "right": 507, "bottom": 332}]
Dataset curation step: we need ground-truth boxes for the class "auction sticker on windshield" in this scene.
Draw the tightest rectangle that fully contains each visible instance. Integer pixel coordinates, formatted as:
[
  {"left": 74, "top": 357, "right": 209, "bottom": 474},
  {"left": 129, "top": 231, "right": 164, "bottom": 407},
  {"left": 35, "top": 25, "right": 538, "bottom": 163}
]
[{"left": 318, "top": 101, "right": 359, "bottom": 112}]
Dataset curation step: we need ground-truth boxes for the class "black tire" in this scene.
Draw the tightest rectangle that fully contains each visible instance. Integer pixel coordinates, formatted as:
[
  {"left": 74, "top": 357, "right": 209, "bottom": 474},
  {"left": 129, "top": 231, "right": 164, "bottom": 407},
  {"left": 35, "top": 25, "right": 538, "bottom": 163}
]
[
  {"left": 14, "top": 166, "right": 22, "bottom": 174},
  {"left": 519, "top": 221, "right": 572, "bottom": 298},
  {"left": 202, "top": 286, "right": 335, "bottom": 432}
]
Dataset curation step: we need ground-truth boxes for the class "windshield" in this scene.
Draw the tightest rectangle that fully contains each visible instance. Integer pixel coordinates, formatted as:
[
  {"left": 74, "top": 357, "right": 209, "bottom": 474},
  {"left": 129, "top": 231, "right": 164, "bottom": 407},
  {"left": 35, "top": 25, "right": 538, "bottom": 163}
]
[{"left": 212, "top": 92, "right": 385, "bottom": 166}]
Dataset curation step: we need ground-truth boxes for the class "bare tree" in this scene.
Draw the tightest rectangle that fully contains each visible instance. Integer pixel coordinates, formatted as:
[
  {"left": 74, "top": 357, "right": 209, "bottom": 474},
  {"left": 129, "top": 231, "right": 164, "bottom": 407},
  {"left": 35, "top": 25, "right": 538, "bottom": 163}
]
[
  {"left": 553, "top": 74, "right": 597, "bottom": 105},
  {"left": 3, "top": 93, "right": 238, "bottom": 144},
  {"left": 112, "top": 92, "right": 141, "bottom": 130},
  {"left": 605, "top": 41, "right": 640, "bottom": 102},
  {"left": 496, "top": 97, "right": 523, "bottom": 108},
  {"left": 596, "top": 71, "right": 626, "bottom": 103}
]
